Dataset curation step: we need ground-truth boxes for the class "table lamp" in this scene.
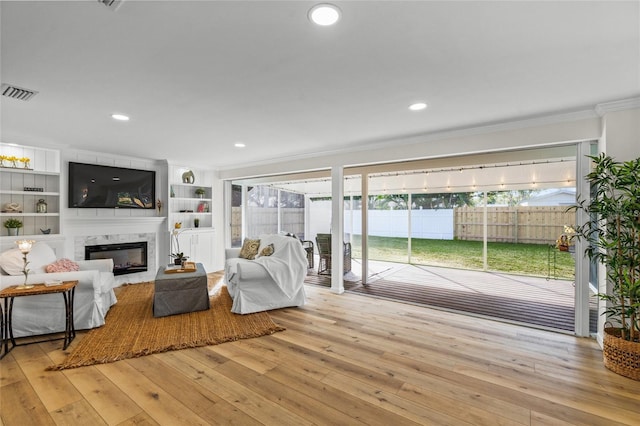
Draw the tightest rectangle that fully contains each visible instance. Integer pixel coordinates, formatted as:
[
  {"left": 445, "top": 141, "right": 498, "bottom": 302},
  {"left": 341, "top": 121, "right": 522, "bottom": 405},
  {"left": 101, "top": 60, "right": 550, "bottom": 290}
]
[{"left": 15, "top": 239, "right": 36, "bottom": 289}]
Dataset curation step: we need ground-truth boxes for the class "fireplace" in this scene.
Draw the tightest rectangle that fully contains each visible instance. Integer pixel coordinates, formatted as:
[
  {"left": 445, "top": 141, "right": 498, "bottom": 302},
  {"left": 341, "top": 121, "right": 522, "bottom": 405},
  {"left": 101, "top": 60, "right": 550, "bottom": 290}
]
[{"left": 85, "top": 241, "right": 148, "bottom": 276}]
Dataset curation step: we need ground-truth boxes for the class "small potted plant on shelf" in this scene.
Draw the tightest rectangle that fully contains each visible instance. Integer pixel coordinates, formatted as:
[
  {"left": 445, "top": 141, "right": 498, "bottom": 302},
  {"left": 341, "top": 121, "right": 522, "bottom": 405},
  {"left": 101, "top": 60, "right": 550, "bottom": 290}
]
[
  {"left": 572, "top": 153, "right": 640, "bottom": 380},
  {"left": 3, "top": 217, "right": 23, "bottom": 236},
  {"left": 195, "top": 187, "right": 206, "bottom": 198}
]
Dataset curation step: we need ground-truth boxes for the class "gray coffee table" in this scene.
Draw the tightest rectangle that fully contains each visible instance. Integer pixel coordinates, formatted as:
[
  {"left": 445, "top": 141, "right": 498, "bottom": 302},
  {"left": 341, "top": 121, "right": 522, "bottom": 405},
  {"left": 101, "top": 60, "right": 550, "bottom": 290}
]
[{"left": 153, "top": 263, "right": 210, "bottom": 317}]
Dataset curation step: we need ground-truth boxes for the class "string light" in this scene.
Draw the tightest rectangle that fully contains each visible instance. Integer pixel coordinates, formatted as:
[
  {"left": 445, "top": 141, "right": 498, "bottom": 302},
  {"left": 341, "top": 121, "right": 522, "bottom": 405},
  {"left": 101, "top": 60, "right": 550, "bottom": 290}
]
[{"left": 238, "top": 157, "right": 575, "bottom": 196}]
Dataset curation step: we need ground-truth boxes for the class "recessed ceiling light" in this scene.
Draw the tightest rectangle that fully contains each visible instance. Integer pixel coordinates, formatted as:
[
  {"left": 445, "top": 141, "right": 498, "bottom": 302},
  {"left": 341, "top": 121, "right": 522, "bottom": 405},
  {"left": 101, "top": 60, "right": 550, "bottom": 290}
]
[
  {"left": 408, "top": 102, "right": 427, "bottom": 111},
  {"left": 111, "top": 113, "right": 130, "bottom": 121},
  {"left": 309, "top": 4, "right": 341, "bottom": 26},
  {"left": 234, "top": 142, "right": 246, "bottom": 148}
]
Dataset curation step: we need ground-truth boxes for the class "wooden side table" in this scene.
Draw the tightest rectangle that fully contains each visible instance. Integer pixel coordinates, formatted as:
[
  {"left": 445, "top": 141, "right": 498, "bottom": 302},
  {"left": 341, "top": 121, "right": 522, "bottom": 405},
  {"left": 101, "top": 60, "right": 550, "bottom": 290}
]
[{"left": 0, "top": 280, "right": 78, "bottom": 359}]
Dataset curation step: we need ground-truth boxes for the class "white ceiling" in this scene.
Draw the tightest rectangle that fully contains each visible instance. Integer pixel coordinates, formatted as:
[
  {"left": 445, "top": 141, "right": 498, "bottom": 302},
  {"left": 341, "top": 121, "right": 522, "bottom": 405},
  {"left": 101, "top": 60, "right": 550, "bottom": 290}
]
[{"left": 1, "top": 1, "right": 639, "bottom": 169}]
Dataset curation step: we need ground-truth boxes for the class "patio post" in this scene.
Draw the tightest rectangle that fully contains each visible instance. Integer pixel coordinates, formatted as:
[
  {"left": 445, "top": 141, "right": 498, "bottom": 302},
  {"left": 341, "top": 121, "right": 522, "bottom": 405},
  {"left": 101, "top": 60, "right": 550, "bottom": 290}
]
[
  {"left": 483, "top": 191, "right": 488, "bottom": 271},
  {"left": 330, "top": 164, "right": 345, "bottom": 294},
  {"left": 361, "top": 172, "right": 369, "bottom": 284},
  {"left": 574, "top": 140, "right": 594, "bottom": 338}
]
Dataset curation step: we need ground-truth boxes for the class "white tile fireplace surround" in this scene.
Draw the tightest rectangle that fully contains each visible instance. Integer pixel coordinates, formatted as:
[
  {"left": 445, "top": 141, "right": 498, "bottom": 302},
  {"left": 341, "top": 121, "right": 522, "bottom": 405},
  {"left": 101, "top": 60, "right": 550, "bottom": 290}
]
[{"left": 74, "top": 233, "right": 156, "bottom": 285}]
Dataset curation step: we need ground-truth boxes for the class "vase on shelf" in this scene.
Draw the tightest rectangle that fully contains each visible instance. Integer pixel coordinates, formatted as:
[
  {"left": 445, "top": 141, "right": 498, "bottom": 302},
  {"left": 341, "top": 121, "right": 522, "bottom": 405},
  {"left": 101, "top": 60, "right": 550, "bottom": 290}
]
[
  {"left": 36, "top": 198, "right": 47, "bottom": 213},
  {"left": 7, "top": 228, "right": 19, "bottom": 236}
]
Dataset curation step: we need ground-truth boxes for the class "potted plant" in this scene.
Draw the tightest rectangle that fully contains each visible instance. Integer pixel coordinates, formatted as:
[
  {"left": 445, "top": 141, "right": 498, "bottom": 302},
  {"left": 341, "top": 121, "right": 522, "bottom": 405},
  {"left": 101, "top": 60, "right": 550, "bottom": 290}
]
[
  {"left": 194, "top": 187, "right": 206, "bottom": 198},
  {"left": 170, "top": 228, "right": 189, "bottom": 265},
  {"left": 3, "top": 217, "right": 23, "bottom": 236},
  {"left": 572, "top": 153, "right": 639, "bottom": 380},
  {"left": 170, "top": 252, "right": 189, "bottom": 265}
]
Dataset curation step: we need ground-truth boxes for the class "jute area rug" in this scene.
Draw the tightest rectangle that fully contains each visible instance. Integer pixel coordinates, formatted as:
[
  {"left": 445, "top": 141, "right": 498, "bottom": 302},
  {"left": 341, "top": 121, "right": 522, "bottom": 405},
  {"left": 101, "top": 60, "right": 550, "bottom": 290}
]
[{"left": 48, "top": 279, "right": 285, "bottom": 370}]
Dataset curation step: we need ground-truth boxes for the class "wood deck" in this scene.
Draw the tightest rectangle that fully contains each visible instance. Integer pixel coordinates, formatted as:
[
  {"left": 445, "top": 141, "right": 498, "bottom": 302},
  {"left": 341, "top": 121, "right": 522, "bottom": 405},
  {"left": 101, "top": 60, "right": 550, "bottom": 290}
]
[
  {"left": 305, "top": 261, "right": 598, "bottom": 332},
  {"left": 2, "top": 284, "right": 638, "bottom": 425}
]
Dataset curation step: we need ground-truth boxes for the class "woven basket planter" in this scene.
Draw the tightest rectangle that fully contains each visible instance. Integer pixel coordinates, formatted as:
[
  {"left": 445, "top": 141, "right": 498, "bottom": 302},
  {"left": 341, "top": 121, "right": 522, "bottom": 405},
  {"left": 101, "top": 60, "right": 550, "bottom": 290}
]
[{"left": 603, "top": 327, "right": 640, "bottom": 381}]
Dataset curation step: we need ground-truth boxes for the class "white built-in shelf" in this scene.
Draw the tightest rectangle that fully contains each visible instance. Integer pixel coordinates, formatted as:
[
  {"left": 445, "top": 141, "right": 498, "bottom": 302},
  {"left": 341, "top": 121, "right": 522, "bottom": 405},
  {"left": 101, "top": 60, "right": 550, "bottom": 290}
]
[
  {"left": 1, "top": 143, "right": 61, "bottom": 236},
  {"left": 0, "top": 190, "right": 60, "bottom": 196},
  {"left": 0, "top": 168, "right": 59, "bottom": 176},
  {"left": 0, "top": 213, "right": 59, "bottom": 217},
  {"left": 168, "top": 165, "right": 213, "bottom": 231},
  {"left": 170, "top": 197, "right": 212, "bottom": 202}
]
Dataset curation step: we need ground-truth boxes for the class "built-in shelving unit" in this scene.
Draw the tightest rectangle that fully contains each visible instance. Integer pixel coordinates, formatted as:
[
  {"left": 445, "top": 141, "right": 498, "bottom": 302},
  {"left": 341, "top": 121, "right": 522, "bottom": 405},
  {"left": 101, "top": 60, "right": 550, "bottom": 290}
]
[
  {"left": 0, "top": 144, "right": 61, "bottom": 239},
  {"left": 167, "top": 164, "right": 215, "bottom": 271},
  {"left": 168, "top": 165, "right": 214, "bottom": 231}
]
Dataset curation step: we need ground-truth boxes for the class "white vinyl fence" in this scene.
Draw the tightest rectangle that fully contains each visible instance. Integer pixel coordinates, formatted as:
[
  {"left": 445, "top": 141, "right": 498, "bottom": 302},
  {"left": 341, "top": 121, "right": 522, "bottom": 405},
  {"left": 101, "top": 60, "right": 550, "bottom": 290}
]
[{"left": 309, "top": 200, "right": 454, "bottom": 242}]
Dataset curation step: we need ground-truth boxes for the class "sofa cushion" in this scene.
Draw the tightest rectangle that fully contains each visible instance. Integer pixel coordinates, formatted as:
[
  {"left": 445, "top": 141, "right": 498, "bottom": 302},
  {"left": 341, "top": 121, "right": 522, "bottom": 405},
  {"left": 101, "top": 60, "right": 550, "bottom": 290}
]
[
  {"left": 46, "top": 258, "right": 80, "bottom": 273},
  {"left": 239, "top": 238, "right": 261, "bottom": 260},
  {"left": 0, "top": 242, "right": 57, "bottom": 275},
  {"left": 258, "top": 243, "right": 275, "bottom": 257},
  {"left": 258, "top": 234, "right": 299, "bottom": 258}
]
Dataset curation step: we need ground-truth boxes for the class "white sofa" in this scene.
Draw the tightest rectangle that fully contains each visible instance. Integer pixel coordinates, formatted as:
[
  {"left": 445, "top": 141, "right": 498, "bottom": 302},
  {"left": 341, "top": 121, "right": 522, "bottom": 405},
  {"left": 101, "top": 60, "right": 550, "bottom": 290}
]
[
  {"left": 0, "top": 242, "right": 117, "bottom": 337},
  {"left": 225, "top": 234, "right": 307, "bottom": 314}
]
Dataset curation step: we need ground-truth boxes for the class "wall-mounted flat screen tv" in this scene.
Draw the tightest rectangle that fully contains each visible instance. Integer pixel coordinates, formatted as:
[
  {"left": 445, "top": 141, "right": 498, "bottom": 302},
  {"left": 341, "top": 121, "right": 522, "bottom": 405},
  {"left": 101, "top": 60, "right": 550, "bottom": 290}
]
[{"left": 68, "top": 162, "right": 156, "bottom": 209}]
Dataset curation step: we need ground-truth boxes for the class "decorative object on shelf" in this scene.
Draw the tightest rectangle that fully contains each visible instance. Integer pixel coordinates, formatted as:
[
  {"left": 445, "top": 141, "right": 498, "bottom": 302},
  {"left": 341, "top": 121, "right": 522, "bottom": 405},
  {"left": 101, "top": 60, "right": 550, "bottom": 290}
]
[
  {"left": 170, "top": 185, "right": 175, "bottom": 197},
  {"left": 194, "top": 218, "right": 200, "bottom": 228},
  {"left": 7, "top": 155, "right": 19, "bottom": 167},
  {"left": 0, "top": 154, "right": 5, "bottom": 167},
  {"left": 3, "top": 217, "right": 23, "bottom": 236},
  {"left": 197, "top": 202, "right": 210, "bottom": 213},
  {"left": 195, "top": 187, "right": 205, "bottom": 198},
  {"left": 182, "top": 170, "right": 195, "bottom": 184},
  {"left": 157, "top": 199, "right": 163, "bottom": 215},
  {"left": 19, "top": 157, "right": 31, "bottom": 169},
  {"left": 23, "top": 187, "right": 44, "bottom": 192},
  {"left": 40, "top": 228, "right": 51, "bottom": 234},
  {"left": 36, "top": 198, "right": 48, "bottom": 213},
  {"left": 15, "top": 239, "right": 36, "bottom": 289},
  {"left": 571, "top": 154, "right": 640, "bottom": 381},
  {"left": 2, "top": 202, "right": 22, "bottom": 213},
  {"left": 174, "top": 221, "right": 182, "bottom": 229}
]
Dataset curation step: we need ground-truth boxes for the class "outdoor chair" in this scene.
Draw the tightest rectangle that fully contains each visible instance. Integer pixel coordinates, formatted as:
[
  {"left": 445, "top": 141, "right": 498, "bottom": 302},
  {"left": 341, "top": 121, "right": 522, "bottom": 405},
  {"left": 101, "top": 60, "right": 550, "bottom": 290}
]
[
  {"left": 315, "top": 233, "right": 352, "bottom": 275},
  {"left": 301, "top": 239, "right": 314, "bottom": 269}
]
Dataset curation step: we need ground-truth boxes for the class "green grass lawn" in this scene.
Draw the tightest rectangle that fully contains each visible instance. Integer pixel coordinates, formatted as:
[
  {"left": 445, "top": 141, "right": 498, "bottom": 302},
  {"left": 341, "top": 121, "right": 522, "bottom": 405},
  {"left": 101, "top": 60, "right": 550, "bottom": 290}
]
[{"left": 350, "top": 235, "right": 575, "bottom": 280}]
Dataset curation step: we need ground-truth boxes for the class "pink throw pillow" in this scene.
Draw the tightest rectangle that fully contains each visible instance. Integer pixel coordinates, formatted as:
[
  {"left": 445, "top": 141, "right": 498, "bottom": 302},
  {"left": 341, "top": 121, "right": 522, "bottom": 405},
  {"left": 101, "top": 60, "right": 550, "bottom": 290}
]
[{"left": 46, "top": 258, "right": 80, "bottom": 273}]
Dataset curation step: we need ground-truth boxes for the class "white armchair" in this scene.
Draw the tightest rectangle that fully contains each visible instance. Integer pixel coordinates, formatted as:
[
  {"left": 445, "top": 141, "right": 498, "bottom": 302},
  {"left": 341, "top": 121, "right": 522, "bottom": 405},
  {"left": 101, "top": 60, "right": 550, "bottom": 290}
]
[
  {"left": 0, "top": 243, "right": 117, "bottom": 337},
  {"left": 225, "top": 234, "right": 307, "bottom": 314}
]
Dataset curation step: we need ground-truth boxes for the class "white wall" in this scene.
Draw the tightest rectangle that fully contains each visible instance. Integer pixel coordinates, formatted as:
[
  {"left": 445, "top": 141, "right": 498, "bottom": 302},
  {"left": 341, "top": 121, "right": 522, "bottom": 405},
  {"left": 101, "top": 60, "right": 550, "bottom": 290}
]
[
  {"left": 603, "top": 108, "right": 640, "bottom": 160},
  {"left": 61, "top": 149, "right": 167, "bottom": 284}
]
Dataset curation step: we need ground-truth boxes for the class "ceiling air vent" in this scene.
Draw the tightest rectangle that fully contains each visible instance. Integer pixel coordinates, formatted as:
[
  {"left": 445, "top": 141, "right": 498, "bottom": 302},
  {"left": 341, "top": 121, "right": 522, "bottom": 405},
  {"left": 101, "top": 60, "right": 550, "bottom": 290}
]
[
  {"left": 1, "top": 83, "right": 38, "bottom": 101},
  {"left": 98, "top": 0, "right": 124, "bottom": 11}
]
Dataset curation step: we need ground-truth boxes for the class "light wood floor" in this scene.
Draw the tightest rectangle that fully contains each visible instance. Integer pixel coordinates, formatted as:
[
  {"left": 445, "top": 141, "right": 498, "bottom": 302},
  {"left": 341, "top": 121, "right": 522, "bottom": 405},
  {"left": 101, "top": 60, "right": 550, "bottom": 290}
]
[{"left": 1, "top": 284, "right": 639, "bottom": 425}]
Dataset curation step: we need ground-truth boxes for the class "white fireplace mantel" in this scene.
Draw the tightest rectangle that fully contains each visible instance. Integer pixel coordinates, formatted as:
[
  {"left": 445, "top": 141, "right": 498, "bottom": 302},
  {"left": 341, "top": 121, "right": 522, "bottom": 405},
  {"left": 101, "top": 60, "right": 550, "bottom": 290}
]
[{"left": 65, "top": 217, "right": 166, "bottom": 229}]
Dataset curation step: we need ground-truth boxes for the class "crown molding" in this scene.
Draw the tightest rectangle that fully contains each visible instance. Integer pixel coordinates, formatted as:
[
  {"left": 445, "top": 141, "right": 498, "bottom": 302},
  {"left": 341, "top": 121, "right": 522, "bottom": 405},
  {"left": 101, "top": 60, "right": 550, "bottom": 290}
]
[{"left": 595, "top": 97, "right": 640, "bottom": 116}]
